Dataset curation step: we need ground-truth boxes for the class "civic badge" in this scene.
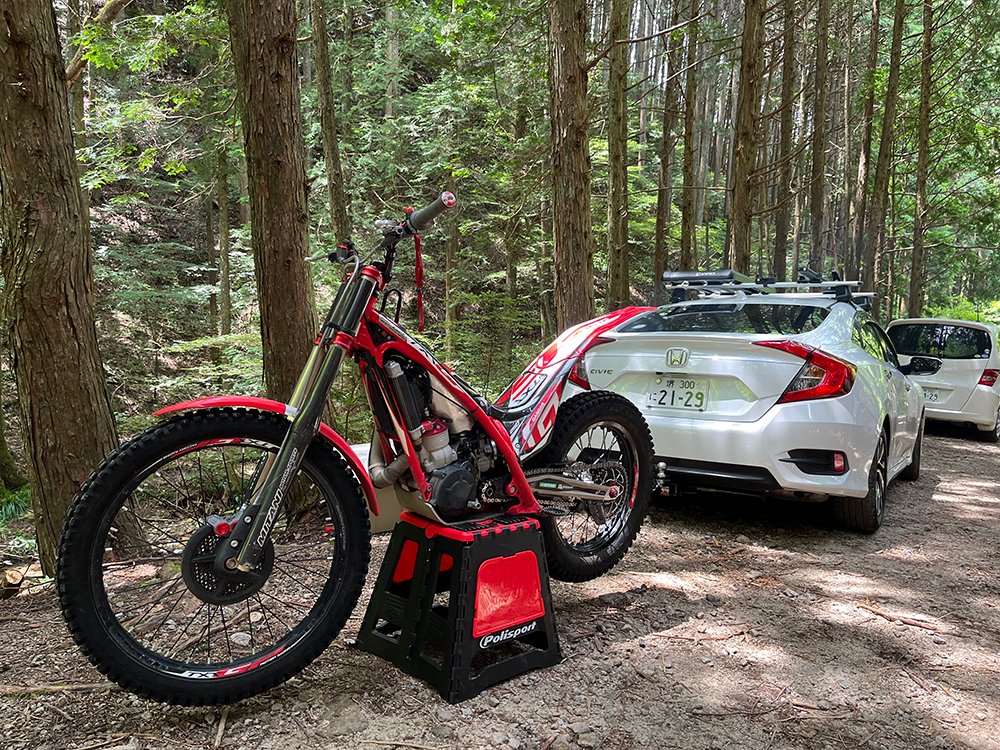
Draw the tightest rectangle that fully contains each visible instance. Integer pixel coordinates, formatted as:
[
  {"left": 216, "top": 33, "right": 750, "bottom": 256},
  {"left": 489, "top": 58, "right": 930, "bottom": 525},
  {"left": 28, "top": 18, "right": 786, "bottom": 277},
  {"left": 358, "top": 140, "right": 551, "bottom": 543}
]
[{"left": 665, "top": 347, "right": 690, "bottom": 368}]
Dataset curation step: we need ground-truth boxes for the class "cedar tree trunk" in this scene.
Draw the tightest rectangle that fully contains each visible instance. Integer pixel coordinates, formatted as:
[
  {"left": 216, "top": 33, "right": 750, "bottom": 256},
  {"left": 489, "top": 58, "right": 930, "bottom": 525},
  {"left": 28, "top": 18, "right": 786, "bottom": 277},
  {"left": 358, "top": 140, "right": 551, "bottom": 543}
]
[{"left": 0, "top": 0, "right": 119, "bottom": 574}]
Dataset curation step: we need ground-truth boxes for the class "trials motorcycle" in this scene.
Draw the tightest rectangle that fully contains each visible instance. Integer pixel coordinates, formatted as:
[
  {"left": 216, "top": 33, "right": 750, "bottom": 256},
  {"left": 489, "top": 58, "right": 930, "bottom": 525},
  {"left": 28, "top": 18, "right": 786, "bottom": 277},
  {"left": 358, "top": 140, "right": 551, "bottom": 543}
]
[{"left": 57, "top": 192, "right": 653, "bottom": 705}]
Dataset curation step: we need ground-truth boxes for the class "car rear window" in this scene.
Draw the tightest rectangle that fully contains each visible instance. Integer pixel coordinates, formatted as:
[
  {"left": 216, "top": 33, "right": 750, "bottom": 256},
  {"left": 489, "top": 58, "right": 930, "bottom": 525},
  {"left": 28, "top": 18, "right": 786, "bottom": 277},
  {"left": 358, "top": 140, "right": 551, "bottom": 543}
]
[
  {"left": 619, "top": 303, "right": 829, "bottom": 335},
  {"left": 887, "top": 323, "right": 993, "bottom": 359}
]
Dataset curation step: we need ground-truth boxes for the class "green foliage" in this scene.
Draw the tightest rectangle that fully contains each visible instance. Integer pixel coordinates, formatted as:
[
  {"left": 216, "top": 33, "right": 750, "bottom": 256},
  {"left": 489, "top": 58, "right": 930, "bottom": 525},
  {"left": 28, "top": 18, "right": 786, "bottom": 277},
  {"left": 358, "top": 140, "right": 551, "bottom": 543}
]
[{"left": 0, "top": 486, "right": 31, "bottom": 531}]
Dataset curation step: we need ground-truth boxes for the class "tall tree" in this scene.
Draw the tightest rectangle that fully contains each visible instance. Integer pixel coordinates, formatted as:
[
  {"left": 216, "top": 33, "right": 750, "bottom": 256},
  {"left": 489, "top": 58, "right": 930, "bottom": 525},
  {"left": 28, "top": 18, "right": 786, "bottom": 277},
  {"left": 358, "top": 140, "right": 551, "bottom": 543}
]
[
  {"left": 605, "top": 0, "right": 630, "bottom": 311},
  {"left": 773, "top": 0, "right": 796, "bottom": 282},
  {"left": 223, "top": 0, "right": 316, "bottom": 400},
  {"left": 549, "top": 0, "right": 595, "bottom": 330},
  {"left": 653, "top": 2, "right": 682, "bottom": 305},
  {"left": 0, "top": 0, "right": 119, "bottom": 573},
  {"left": 809, "top": 0, "right": 831, "bottom": 272},
  {"left": 680, "top": 0, "right": 699, "bottom": 271},
  {"left": 312, "top": 0, "right": 351, "bottom": 241},
  {"left": 908, "top": 0, "right": 933, "bottom": 317},
  {"left": 730, "top": 0, "right": 765, "bottom": 275},
  {"left": 862, "top": 0, "right": 907, "bottom": 305},
  {"left": 218, "top": 148, "right": 232, "bottom": 335},
  {"left": 851, "top": 0, "right": 880, "bottom": 281}
]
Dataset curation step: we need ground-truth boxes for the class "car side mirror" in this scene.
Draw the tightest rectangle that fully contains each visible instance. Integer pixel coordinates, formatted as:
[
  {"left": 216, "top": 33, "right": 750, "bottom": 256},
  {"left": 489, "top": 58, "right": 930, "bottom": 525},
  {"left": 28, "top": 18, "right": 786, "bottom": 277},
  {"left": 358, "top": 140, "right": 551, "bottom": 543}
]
[{"left": 901, "top": 356, "right": 942, "bottom": 376}]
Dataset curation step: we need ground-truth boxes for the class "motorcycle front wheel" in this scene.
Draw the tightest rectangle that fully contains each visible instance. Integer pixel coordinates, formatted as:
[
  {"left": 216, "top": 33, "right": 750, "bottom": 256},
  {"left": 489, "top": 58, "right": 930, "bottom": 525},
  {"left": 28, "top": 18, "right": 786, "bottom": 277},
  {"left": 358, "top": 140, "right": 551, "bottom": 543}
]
[
  {"left": 58, "top": 408, "right": 371, "bottom": 706},
  {"left": 532, "top": 391, "right": 653, "bottom": 582}
]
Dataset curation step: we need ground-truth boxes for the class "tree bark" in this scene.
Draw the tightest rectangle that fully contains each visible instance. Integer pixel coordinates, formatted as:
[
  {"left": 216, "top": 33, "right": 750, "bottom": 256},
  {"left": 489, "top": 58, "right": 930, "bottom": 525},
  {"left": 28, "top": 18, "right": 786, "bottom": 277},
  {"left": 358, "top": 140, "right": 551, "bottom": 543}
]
[
  {"left": 223, "top": 0, "right": 316, "bottom": 400},
  {"left": 0, "top": 0, "right": 119, "bottom": 573},
  {"left": 909, "top": 0, "right": 932, "bottom": 318},
  {"left": 311, "top": 0, "right": 351, "bottom": 241},
  {"left": 809, "top": 0, "right": 830, "bottom": 272},
  {"left": 606, "top": 0, "right": 630, "bottom": 311},
  {"left": 548, "top": 0, "right": 595, "bottom": 331},
  {"left": 680, "top": 0, "right": 698, "bottom": 271},
  {"left": 773, "top": 0, "right": 796, "bottom": 282},
  {"left": 729, "top": 0, "right": 764, "bottom": 275},
  {"left": 862, "top": 0, "right": 907, "bottom": 305}
]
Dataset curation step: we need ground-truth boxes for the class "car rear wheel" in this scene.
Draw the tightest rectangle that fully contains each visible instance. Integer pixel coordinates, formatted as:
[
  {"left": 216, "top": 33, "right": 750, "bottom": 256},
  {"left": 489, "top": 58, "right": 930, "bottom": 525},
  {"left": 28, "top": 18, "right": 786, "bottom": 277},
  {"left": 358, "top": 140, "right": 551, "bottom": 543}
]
[
  {"left": 900, "top": 415, "right": 923, "bottom": 481},
  {"left": 979, "top": 407, "right": 1000, "bottom": 443},
  {"left": 832, "top": 431, "right": 887, "bottom": 533}
]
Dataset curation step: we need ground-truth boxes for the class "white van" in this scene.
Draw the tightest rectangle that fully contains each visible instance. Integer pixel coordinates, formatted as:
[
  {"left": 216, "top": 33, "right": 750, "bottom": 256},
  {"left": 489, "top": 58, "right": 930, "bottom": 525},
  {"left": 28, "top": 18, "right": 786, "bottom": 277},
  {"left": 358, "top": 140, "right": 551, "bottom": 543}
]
[{"left": 887, "top": 318, "right": 1000, "bottom": 441}]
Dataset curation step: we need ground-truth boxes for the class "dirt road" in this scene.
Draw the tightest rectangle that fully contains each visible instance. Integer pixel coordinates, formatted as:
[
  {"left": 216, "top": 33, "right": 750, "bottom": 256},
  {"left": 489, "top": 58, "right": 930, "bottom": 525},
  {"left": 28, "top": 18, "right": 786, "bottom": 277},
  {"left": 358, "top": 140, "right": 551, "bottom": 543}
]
[{"left": 2, "top": 423, "right": 998, "bottom": 750}]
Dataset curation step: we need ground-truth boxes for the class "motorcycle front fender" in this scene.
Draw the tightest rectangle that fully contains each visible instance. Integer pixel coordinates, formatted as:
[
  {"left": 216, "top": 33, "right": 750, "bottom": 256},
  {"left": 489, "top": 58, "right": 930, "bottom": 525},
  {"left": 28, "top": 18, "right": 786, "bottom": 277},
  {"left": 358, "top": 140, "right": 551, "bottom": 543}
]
[{"left": 153, "top": 396, "right": 379, "bottom": 516}]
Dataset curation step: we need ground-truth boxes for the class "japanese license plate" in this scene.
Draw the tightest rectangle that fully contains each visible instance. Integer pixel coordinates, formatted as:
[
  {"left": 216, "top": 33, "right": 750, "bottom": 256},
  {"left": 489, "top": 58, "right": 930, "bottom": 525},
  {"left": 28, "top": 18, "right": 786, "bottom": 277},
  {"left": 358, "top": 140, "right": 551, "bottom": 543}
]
[
  {"left": 923, "top": 388, "right": 939, "bottom": 403},
  {"left": 646, "top": 377, "right": 708, "bottom": 411}
]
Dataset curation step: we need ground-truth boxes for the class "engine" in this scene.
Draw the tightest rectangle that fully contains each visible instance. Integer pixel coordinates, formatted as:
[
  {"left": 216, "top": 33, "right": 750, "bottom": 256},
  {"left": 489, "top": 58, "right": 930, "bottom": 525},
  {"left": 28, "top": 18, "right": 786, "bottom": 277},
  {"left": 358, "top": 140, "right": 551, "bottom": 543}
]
[{"left": 377, "top": 357, "right": 503, "bottom": 522}]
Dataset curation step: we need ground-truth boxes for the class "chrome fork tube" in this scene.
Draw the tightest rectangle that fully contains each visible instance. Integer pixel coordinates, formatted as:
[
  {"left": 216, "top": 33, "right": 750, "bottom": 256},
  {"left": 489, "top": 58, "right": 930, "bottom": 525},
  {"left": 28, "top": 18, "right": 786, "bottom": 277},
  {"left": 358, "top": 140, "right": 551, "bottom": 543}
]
[{"left": 221, "top": 269, "right": 377, "bottom": 573}]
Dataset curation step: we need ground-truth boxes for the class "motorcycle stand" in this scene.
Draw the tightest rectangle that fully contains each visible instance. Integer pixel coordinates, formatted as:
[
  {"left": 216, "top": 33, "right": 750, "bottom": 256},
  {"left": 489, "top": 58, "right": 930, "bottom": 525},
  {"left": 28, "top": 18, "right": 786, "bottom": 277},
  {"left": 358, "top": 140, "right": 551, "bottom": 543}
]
[{"left": 355, "top": 511, "right": 562, "bottom": 703}]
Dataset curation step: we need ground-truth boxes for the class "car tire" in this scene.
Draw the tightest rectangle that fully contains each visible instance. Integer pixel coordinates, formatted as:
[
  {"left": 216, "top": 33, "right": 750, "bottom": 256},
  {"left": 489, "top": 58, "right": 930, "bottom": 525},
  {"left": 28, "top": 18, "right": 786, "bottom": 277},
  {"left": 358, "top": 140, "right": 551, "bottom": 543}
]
[
  {"left": 979, "top": 407, "right": 1000, "bottom": 443},
  {"left": 832, "top": 431, "right": 887, "bottom": 533},
  {"left": 900, "top": 415, "right": 923, "bottom": 481}
]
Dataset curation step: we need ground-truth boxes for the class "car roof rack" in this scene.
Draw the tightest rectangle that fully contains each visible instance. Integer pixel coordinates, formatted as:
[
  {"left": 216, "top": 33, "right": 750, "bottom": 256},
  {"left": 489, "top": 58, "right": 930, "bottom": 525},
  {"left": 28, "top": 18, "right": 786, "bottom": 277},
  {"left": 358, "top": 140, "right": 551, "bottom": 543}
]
[{"left": 661, "top": 268, "right": 874, "bottom": 310}]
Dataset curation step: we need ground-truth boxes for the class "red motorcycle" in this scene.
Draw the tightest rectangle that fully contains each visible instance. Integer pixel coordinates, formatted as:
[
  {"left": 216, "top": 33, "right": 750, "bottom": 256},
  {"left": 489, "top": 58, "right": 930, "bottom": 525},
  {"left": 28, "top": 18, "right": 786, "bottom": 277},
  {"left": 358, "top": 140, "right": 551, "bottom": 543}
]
[{"left": 57, "top": 192, "right": 652, "bottom": 705}]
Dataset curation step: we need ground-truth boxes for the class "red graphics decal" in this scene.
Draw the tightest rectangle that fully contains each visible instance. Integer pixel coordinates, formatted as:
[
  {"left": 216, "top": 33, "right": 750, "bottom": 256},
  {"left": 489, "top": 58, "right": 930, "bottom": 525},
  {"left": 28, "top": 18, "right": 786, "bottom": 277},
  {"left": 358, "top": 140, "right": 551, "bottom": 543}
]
[
  {"left": 213, "top": 647, "right": 285, "bottom": 678},
  {"left": 521, "top": 382, "right": 563, "bottom": 452}
]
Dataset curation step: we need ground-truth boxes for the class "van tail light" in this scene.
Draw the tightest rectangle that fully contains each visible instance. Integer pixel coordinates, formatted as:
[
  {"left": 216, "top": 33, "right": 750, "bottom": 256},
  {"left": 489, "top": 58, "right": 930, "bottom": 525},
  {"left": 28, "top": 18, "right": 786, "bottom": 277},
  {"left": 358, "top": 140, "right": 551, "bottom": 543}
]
[
  {"left": 979, "top": 369, "right": 999, "bottom": 387},
  {"left": 754, "top": 340, "right": 856, "bottom": 403},
  {"left": 568, "top": 336, "right": 617, "bottom": 390}
]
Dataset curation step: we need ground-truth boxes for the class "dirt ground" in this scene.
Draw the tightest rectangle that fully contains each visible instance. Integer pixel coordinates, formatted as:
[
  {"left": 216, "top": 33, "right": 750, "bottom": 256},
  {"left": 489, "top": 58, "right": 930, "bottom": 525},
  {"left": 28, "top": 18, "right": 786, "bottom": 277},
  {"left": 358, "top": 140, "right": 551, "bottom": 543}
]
[{"left": 2, "top": 421, "right": 999, "bottom": 750}]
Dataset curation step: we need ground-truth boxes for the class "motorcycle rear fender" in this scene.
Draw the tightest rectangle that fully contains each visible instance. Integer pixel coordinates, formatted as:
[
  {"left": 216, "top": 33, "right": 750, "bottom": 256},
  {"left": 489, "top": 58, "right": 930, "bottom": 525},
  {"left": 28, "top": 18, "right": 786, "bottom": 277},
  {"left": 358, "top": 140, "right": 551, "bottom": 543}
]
[
  {"left": 153, "top": 396, "right": 379, "bottom": 516},
  {"left": 499, "top": 306, "right": 653, "bottom": 461}
]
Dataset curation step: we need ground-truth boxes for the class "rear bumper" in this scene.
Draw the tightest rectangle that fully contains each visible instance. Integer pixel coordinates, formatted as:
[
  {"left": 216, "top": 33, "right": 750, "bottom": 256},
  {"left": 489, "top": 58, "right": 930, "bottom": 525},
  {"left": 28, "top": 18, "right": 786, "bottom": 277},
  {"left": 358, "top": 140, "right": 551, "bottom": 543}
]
[
  {"left": 656, "top": 456, "right": 781, "bottom": 493},
  {"left": 645, "top": 398, "right": 876, "bottom": 499},
  {"left": 925, "top": 386, "right": 1000, "bottom": 429}
]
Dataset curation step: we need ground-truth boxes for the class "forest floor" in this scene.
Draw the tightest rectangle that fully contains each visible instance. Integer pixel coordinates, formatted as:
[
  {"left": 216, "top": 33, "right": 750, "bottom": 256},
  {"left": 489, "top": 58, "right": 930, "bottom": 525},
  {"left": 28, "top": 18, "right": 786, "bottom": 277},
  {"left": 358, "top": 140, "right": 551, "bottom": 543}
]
[{"left": 2, "top": 421, "right": 999, "bottom": 750}]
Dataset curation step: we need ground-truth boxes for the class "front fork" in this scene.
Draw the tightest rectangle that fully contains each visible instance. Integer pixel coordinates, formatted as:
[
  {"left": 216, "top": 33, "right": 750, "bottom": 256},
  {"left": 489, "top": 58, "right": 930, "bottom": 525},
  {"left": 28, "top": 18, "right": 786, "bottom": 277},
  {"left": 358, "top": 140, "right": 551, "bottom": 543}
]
[{"left": 215, "top": 268, "right": 377, "bottom": 575}]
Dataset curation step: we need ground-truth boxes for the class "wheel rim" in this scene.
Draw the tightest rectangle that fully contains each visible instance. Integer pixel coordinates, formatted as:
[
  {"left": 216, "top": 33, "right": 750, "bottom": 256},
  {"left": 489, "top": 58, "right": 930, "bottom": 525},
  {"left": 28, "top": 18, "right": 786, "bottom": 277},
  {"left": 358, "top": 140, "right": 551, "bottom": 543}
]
[
  {"left": 551, "top": 421, "right": 638, "bottom": 553},
  {"left": 873, "top": 436, "right": 887, "bottom": 517},
  {"left": 91, "top": 437, "right": 350, "bottom": 678}
]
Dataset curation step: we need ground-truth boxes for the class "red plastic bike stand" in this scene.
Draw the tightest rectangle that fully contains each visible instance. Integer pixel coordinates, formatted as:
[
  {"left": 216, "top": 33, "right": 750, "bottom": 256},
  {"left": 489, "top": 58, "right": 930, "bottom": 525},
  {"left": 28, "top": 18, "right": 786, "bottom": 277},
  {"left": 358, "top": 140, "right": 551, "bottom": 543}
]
[{"left": 355, "top": 511, "right": 562, "bottom": 703}]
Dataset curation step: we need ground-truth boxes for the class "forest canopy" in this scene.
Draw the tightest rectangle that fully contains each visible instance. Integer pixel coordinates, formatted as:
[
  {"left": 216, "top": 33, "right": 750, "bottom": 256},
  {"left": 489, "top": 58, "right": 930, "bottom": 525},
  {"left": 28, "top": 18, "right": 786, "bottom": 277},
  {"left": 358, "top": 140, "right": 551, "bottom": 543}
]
[{"left": 2, "top": 0, "right": 1000, "bottom": 549}]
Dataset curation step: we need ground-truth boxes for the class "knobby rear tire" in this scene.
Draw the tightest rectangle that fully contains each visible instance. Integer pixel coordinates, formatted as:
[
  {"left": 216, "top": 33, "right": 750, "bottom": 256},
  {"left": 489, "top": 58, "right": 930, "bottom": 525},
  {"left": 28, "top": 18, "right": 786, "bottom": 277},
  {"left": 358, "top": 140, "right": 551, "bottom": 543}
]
[
  {"left": 532, "top": 391, "right": 653, "bottom": 582},
  {"left": 57, "top": 409, "right": 371, "bottom": 706}
]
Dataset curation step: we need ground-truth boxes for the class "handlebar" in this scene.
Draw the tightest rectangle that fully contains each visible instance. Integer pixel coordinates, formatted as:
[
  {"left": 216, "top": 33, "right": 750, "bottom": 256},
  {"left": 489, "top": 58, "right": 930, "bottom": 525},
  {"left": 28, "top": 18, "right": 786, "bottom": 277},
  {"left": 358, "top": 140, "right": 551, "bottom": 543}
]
[{"left": 405, "top": 191, "right": 456, "bottom": 233}]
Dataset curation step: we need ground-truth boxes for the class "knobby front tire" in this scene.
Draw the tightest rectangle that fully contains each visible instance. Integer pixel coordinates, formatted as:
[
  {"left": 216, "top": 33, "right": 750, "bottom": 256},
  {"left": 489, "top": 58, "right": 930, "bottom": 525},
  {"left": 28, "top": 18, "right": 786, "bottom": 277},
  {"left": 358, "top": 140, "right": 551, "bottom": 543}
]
[
  {"left": 57, "top": 409, "right": 371, "bottom": 706},
  {"left": 533, "top": 392, "right": 653, "bottom": 582}
]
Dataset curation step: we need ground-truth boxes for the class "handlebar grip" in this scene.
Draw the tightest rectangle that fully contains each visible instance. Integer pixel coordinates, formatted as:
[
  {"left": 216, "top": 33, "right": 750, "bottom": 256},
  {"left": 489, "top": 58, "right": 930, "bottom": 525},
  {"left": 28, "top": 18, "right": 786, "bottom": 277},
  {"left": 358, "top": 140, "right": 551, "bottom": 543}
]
[{"left": 405, "top": 191, "right": 456, "bottom": 233}]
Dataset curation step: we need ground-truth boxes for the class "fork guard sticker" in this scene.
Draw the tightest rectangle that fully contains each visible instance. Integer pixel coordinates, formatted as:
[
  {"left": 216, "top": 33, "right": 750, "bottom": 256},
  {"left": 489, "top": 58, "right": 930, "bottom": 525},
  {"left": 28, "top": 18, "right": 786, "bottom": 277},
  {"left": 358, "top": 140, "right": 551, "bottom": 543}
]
[{"left": 478, "top": 619, "right": 538, "bottom": 649}]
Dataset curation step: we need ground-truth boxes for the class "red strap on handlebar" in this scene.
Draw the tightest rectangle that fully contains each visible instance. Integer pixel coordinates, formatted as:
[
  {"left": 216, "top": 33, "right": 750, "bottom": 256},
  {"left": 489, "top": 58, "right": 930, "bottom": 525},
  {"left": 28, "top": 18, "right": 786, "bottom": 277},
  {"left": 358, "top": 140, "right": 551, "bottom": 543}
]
[{"left": 414, "top": 232, "right": 424, "bottom": 332}]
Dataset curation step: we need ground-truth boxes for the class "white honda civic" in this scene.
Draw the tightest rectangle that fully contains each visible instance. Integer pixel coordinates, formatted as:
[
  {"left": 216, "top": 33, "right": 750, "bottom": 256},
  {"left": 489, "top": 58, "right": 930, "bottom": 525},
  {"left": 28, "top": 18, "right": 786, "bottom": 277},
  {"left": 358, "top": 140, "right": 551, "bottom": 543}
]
[{"left": 573, "top": 273, "right": 940, "bottom": 532}]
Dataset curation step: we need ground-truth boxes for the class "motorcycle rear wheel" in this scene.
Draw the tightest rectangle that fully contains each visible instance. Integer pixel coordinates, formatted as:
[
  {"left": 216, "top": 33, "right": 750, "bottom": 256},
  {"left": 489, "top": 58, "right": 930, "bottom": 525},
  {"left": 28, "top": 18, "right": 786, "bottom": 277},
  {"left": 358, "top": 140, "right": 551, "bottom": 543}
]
[
  {"left": 532, "top": 392, "right": 653, "bottom": 582},
  {"left": 57, "top": 409, "right": 370, "bottom": 706}
]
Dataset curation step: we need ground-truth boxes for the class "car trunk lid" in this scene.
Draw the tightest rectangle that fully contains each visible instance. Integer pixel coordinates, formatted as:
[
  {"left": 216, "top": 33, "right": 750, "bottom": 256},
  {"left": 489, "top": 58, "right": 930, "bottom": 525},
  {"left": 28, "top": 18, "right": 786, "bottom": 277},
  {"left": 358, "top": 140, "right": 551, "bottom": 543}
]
[{"left": 584, "top": 333, "right": 808, "bottom": 422}]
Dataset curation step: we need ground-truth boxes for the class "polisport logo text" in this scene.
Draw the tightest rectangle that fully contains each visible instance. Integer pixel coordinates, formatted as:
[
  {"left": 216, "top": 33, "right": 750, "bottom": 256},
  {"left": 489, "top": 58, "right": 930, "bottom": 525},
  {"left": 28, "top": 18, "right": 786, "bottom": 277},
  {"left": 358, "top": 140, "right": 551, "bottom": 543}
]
[{"left": 479, "top": 620, "right": 538, "bottom": 649}]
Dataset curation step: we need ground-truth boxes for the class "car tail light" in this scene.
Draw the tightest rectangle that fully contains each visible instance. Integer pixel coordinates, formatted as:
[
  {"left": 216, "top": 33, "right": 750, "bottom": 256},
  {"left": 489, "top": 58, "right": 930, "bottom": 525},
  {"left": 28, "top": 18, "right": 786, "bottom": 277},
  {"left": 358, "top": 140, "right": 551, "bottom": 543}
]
[
  {"left": 754, "top": 340, "right": 856, "bottom": 403},
  {"left": 568, "top": 360, "right": 590, "bottom": 389},
  {"left": 568, "top": 336, "right": 617, "bottom": 390},
  {"left": 979, "top": 369, "right": 999, "bottom": 387}
]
